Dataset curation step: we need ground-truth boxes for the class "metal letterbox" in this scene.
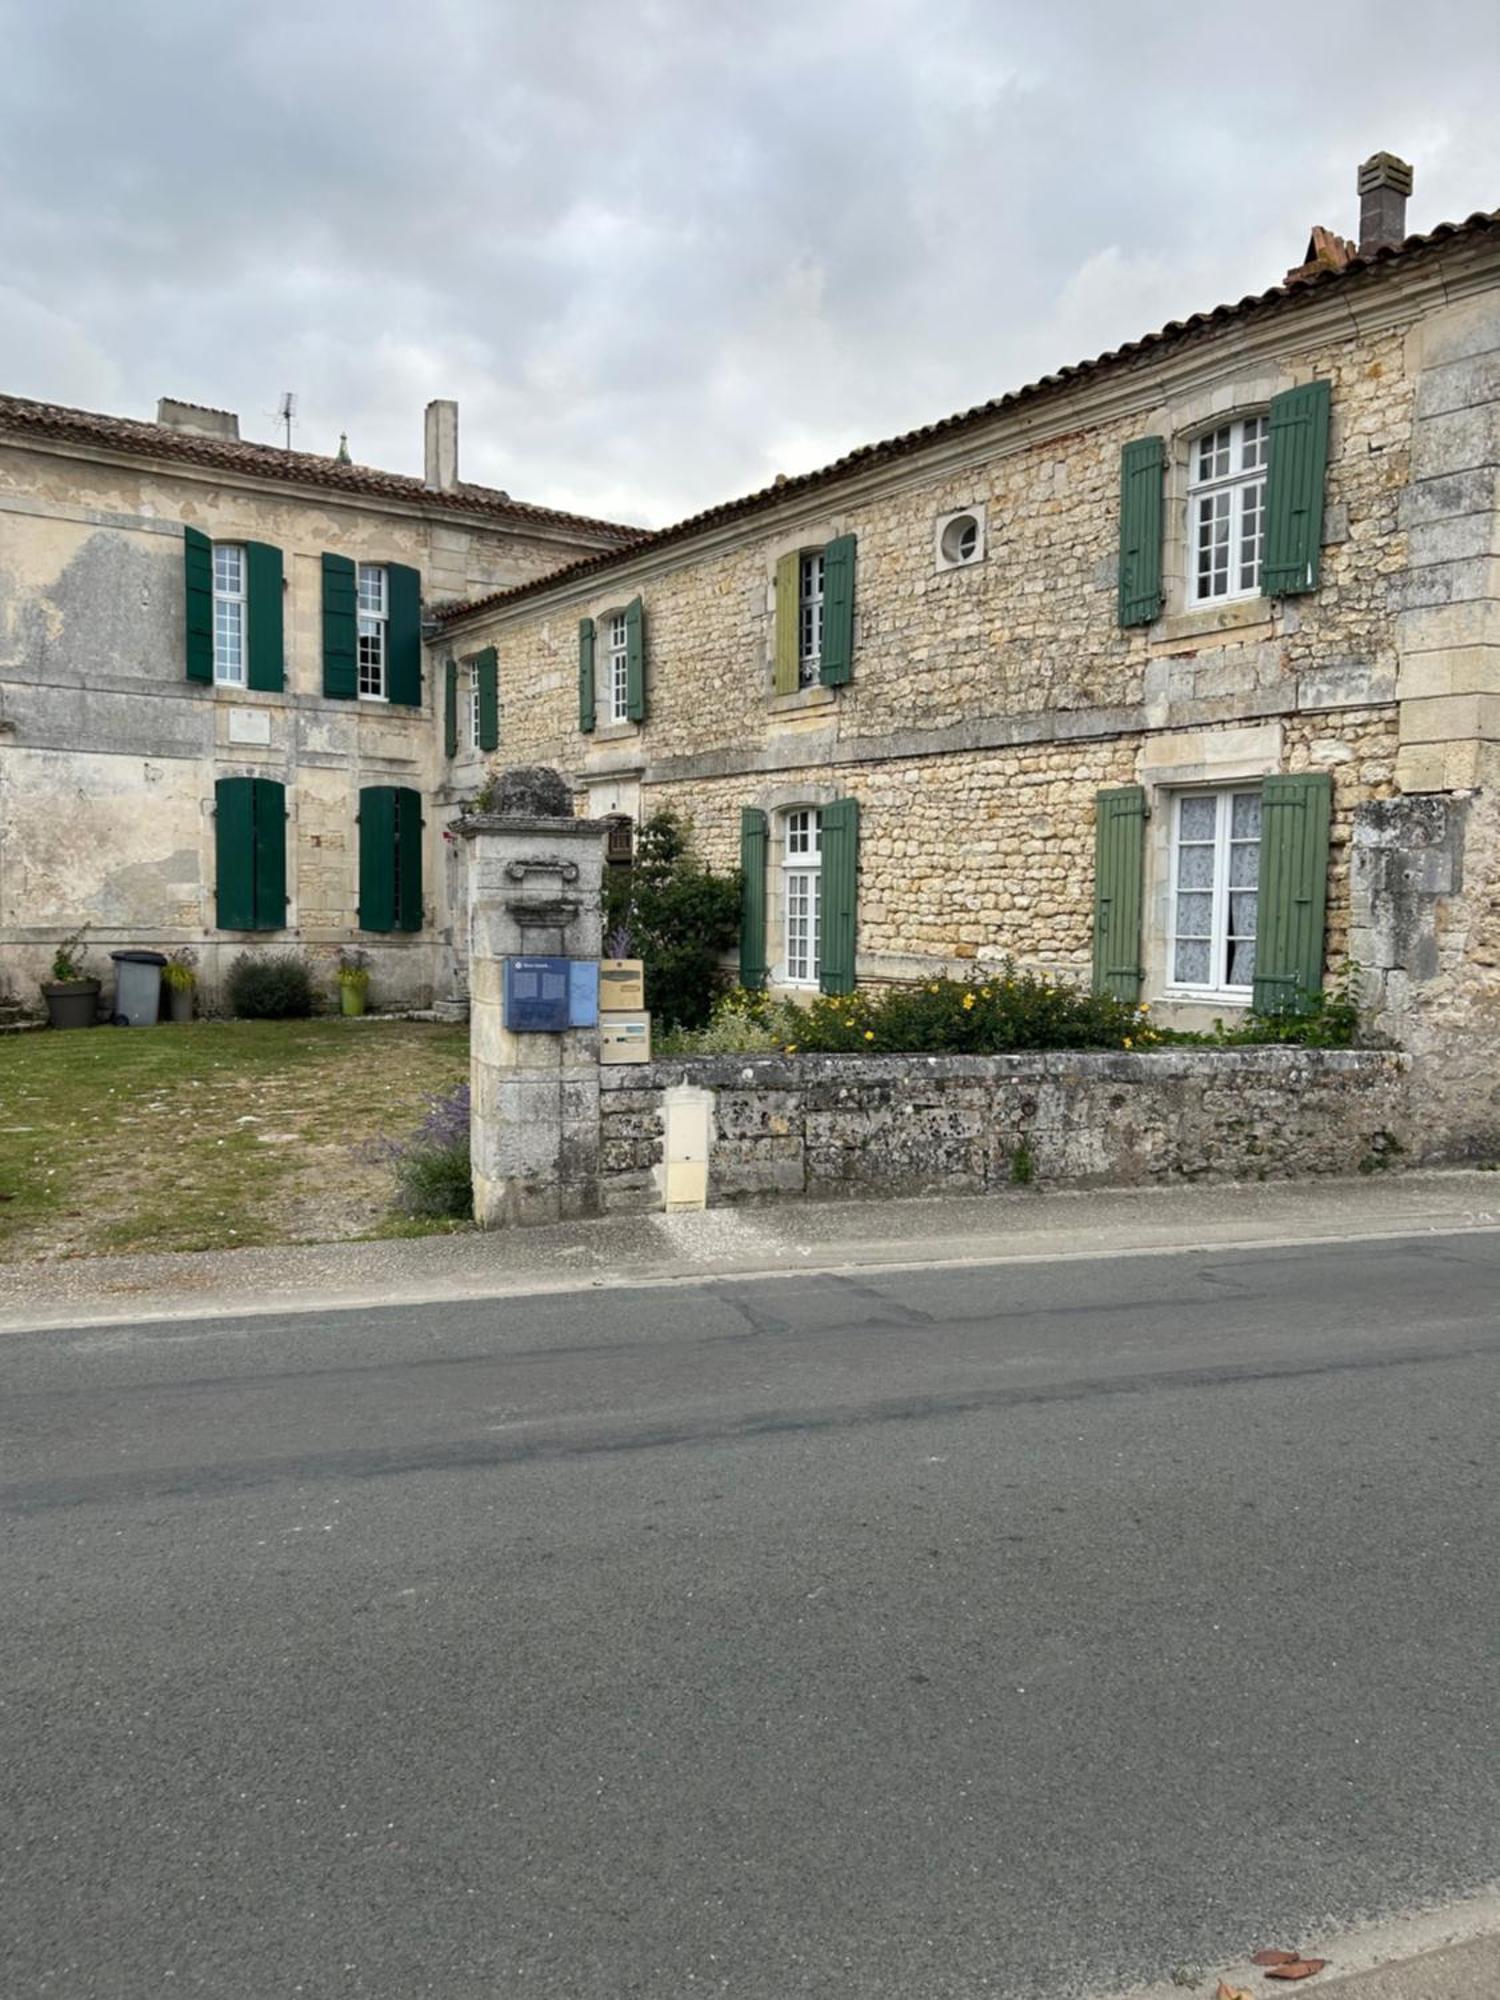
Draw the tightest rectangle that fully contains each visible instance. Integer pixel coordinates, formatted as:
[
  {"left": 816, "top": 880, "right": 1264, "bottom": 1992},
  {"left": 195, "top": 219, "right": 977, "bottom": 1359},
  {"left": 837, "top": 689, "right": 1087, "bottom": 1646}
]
[{"left": 503, "top": 956, "right": 571, "bottom": 1033}]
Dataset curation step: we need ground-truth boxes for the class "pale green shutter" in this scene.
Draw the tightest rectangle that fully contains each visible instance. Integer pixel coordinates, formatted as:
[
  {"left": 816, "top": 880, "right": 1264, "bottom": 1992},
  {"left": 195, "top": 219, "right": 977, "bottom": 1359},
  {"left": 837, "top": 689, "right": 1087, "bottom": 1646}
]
[
  {"left": 773, "top": 553, "right": 801, "bottom": 695},
  {"left": 244, "top": 542, "right": 284, "bottom": 693},
  {"left": 1262, "top": 382, "right": 1331, "bottom": 597},
  {"left": 739, "top": 808, "right": 768, "bottom": 989},
  {"left": 322, "top": 554, "right": 357, "bottom": 698},
  {"left": 1118, "top": 438, "right": 1165, "bottom": 628},
  {"left": 1092, "top": 786, "right": 1146, "bottom": 1000},
  {"left": 624, "top": 597, "right": 646, "bottom": 722},
  {"left": 477, "top": 648, "right": 499, "bottom": 751},
  {"left": 819, "top": 797, "right": 860, "bottom": 995},
  {"left": 579, "top": 617, "right": 596, "bottom": 734},
  {"left": 444, "top": 658, "right": 458, "bottom": 757},
  {"left": 820, "top": 535, "right": 856, "bottom": 687},
  {"left": 1252, "top": 772, "right": 1331, "bottom": 1015},
  {"left": 385, "top": 563, "right": 422, "bottom": 706},
  {"left": 184, "top": 527, "right": 214, "bottom": 683}
]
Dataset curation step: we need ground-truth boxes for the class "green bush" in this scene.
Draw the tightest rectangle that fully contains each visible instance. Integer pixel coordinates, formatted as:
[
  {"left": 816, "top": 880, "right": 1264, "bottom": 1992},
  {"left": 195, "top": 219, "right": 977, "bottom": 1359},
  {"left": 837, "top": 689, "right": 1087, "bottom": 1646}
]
[
  {"left": 604, "top": 810, "right": 741, "bottom": 1033},
  {"left": 658, "top": 962, "right": 1363, "bottom": 1058},
  {"left": 225, "top": 951, "right": 316, "bottom": 1020}
]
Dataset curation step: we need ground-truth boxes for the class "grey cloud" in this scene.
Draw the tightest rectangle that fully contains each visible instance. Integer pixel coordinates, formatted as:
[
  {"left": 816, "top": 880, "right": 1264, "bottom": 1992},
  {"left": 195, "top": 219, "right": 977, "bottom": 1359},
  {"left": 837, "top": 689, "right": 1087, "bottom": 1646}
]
[{"left": 1, "top": 0, "right": 1497, "bottom": 525}]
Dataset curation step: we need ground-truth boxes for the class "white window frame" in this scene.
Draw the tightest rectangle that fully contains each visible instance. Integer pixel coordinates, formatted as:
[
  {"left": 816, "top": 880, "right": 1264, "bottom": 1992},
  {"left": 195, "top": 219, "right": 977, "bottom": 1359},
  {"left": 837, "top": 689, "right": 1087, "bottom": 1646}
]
[
  {"left": 469, "top": 660, "right": 484, "bottom": 748},
  {"left": 603, "top": 610, "right": 630, "bottom": 725},
  {"left": 798, "top": 552, "right": 825, "bottom": 686},
  {"left": 357, "top": 563, "right": 388, "bottom": 700},
  {"left": 781, "top": 807, "right": 822, "bottom": 987},
  {"left": 1187, "top": 415, "right": 1269, "bottom": 606},
  {"left": 1165, "top": 787, "right": 1262, "bottom": 1002},
  {"left": 212, "top": 543, "right": 246, "bottom": 687}
]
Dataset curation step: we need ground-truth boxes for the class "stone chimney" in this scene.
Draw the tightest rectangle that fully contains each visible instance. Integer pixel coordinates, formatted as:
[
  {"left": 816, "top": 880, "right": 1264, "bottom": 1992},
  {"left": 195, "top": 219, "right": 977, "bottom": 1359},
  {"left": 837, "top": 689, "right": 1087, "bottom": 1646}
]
[
  {"left": 424, "top": 399, "right": 459, "bottom": 491},
  {"left": 1358, "top": 152, "right": 1414, "bottom": 257},
  {"left": 156, "top": 398, "right": 240, "bottom": 440}
]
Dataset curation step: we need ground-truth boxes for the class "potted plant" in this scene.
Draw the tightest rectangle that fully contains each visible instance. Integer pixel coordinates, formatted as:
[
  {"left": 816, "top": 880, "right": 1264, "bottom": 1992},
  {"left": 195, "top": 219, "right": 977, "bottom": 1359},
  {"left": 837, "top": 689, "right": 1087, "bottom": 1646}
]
[
  {"left": 161, "top": 946, "right": 199, "bottom": 1024},
  {"left": 41, "top": 928, "right": 101, "bottom": 1030},
  {"left": 337, "top": 947, "right": 371, "bottom": 1018}
]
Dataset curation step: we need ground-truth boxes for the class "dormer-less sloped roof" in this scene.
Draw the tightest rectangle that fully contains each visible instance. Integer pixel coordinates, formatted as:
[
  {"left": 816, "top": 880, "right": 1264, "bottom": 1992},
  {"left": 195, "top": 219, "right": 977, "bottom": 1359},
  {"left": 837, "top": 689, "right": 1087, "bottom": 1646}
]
[
  {"left": 437, "top": 206, "right": 1500, "bottom": 625},
  {"left": 0, "top": 392, "right": 642, "bottom": 546}
]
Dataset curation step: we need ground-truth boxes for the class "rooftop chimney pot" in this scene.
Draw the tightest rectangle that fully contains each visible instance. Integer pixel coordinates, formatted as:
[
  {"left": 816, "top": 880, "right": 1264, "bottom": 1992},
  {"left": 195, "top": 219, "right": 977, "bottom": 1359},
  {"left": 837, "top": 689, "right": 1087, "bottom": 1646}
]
[
  {"left": 156, "top": 397, "right": 240, "bottom": 441},
  {"left": 424, "top": 399, "right": 459, "bottom": 492},
  {"left": 1357, "top": 152, "right": 1414, "bottom": 257}
]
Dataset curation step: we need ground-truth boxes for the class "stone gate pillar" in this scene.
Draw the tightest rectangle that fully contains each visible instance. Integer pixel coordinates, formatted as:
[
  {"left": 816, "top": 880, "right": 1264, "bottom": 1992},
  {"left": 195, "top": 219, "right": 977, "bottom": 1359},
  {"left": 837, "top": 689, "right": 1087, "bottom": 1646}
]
[{"left": 459, "top": 767, "right": 609, "bottom": 1227}]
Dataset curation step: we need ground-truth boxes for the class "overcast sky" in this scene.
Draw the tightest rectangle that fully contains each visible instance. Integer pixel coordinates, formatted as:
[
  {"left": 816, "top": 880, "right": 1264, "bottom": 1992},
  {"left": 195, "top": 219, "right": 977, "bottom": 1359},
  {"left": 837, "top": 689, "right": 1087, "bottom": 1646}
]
[{"left": 2, "top": 1, "right": 1498, "bottom": 528}]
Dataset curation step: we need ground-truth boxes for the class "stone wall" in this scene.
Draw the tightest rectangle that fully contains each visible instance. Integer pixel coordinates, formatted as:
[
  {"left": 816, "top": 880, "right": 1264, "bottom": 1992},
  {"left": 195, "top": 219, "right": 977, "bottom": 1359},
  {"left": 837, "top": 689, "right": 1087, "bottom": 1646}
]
[
  {"left": 0, "top": 436, "right": 613, "bottom": 1011},
  {"left": 598, "top": 1048, "right": 1412, "bottom": 1213}
]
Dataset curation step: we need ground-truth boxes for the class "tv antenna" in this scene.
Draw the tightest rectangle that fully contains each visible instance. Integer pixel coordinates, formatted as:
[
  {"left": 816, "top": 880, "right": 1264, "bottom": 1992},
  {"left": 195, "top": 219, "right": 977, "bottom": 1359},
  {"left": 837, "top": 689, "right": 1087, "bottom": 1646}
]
[{"left": 277, "top": 392, "right": 297, "bottom": 450}]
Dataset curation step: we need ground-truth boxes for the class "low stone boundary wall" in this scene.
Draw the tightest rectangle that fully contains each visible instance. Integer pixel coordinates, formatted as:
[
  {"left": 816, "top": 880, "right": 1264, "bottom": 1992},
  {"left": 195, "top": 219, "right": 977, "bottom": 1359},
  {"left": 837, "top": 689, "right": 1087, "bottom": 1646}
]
[{"left": 598, "top": 1048, "right": 1412, "bottom": 1212}]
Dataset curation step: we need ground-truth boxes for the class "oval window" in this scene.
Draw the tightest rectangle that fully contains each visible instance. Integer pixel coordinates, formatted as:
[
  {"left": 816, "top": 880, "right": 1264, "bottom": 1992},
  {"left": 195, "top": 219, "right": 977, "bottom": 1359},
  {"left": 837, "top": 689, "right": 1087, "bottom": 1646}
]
[{"left": 940, "top": 512, "right": 981, "bottom": 566}]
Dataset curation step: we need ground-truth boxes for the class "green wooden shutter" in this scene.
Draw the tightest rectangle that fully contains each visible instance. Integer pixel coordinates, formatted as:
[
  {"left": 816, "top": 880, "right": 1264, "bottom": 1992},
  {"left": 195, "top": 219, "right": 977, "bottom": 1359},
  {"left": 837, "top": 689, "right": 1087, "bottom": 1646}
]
[
  {"left": 739, "top": 808, "right": 769, "bottom": 990},
  {"left": 394, "top": 786, "right": 424, "bottom": 933},
  {"left": 476, "top": 647, "right": 499, "bottom": 751},
  {"left": 184, "top": 526, "right": 214, "bottom": 683},
  {"left": 773, "top": 553, "right": 800, "bottom": 695},
  {"left": 386, "top": 562, "right": 422, "bottom": 705},
  {"left": 358, "top": 785, "right": 396, "bottom": 932},
  {"left": 819, "top": 797, "right": 860, "bottom": 995},
  {"left": 444, "top": 658, "right": 458, "bottom": 757},
  {"left": 252, "top": 777, "right": 287, "bottom": 929},
  {"left": 820, "top": 535, "right": 856, "bottom": 687},
  {"left": 624, "top": 597, "right": 646, "bottom": 723},
  {"left": 214, "top": 777, "right": 256, "bottom": 929},
  {"left": 1118, "top": 437, "right": 1165, "bottom": 628},
  {"left": 322, "top": 554, "right": 357, "bottom": 699},
  {"left": 579, "top": 617, "right": 596, "bottom": 734},
  {"left": 243, "top": 541, "right": 284, "bottom": 693},
  {"left": 1252, "top": 772, "right": 1331, "bottom": 1015},
  {"left": 1092, "top": 785, "right": 1146, "bottom": 1000},
  {"left": 1263, "top": 381, "right": 1331, "bottom": 598}
]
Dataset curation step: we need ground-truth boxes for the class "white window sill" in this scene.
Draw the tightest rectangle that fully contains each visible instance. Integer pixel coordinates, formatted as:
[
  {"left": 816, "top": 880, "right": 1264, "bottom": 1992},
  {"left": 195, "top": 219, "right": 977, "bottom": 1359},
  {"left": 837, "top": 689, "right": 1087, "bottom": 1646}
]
[
  {"left": 1153, "top": 596, "right": 1274, "bottom": 646},
  {"left": 769, "top": 683, "right": 835, "bottom": 716},
  {"left": 1164, "top": 987, "right": 1254, "bottom": 1009}
]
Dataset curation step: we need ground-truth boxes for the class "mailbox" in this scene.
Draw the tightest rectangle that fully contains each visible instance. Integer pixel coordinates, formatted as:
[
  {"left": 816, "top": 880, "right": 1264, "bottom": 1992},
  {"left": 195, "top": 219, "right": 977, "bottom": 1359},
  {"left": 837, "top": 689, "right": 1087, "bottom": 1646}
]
[
  {"left": 503, "top": 956, "right": 571, "bottom": 1033},
  {"left": 567, "top": 959, "right": 600, "bottom": 1029}
]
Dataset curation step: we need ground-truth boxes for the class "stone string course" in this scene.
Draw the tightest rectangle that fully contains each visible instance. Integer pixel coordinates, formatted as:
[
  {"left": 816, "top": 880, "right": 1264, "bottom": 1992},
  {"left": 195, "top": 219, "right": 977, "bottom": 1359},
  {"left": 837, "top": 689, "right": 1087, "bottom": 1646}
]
[{"left": 597, "top": 1048, "right": 1412, "bottom": 1212}]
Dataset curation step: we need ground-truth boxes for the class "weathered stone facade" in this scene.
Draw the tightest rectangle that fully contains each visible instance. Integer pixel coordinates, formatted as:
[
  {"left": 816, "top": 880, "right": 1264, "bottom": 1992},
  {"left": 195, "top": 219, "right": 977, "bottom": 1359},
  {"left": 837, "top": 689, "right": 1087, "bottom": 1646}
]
[
  {"left": 597, "top": 1049, "right": 1412, "bottom": 1211},
  {"left": 0, "top": 398, "right": 632, "bottom": 1011},
  {"left": 436, "top": 209, "right": 1500, "bottom": 1156}
]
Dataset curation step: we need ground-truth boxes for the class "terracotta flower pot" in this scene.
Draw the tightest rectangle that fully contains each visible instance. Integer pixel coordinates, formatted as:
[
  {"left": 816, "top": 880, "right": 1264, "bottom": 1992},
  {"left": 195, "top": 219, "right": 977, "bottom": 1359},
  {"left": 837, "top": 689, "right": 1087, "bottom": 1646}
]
[{"left": 42, "top": 978, "right": 101, "bottom": 1030}]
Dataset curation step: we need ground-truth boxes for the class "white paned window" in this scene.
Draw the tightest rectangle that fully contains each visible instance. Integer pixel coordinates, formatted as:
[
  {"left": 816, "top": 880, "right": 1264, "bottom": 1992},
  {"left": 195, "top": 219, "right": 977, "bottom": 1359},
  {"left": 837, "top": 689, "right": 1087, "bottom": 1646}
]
[
  {"left": 470, "top": 664, "right": 484, "bottom": 747},
  {"left": 782, "top": 807, "right": 822, "bottom": 986},
  {"left": 1168, "top": 788, "right": 1262, "bottom": 996},
  {"left": 1188, "top": 416, "right": 1268, "bottom": 604},
  {"left": 604, "top": 611, "right": 629, "bottom": 724},
  {"left": 798, "top": 552, "right": 825, "bottom": 685},
  {"left": 357, "top": 563, "right": 388, "bottom": 699},
  {"left": 212, "top": 543, "right": 246, "bottom": 686}
]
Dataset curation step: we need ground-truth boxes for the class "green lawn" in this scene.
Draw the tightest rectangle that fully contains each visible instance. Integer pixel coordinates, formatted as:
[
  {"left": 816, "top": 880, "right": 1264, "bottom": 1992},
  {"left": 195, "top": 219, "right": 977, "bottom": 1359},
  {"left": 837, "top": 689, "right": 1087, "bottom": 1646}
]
[{"left": 0, "top": 1019, "right": 469, "bottom": 1261}]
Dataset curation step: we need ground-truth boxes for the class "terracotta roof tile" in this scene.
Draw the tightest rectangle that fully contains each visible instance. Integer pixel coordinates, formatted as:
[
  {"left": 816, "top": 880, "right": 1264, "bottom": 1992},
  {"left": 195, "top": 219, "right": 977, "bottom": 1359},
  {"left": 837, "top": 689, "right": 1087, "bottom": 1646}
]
[
  {"left": 438, "top": 207, "right": 1500, "bottom": 625},
  {"left": 0, "top": 393, "right": 641, "bottom": 544}
]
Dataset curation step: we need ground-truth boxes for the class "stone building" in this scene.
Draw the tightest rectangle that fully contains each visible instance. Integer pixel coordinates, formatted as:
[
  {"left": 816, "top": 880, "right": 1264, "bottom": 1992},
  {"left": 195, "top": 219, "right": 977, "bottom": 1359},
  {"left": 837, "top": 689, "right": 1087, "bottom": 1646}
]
[
  {"left": 433, "top": 157, "right": 1500, "bottom": 1157},
  {"left": 0, "top": 394, "right": 636, "bottom": 1008}
]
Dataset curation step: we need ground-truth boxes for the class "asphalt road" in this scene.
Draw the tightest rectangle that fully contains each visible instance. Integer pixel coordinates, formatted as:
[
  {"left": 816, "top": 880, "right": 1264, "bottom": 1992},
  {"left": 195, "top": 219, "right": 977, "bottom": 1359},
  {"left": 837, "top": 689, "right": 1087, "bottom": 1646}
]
[{"left": 2, "top": 1230, "right": 1497, "bottom": 1999}]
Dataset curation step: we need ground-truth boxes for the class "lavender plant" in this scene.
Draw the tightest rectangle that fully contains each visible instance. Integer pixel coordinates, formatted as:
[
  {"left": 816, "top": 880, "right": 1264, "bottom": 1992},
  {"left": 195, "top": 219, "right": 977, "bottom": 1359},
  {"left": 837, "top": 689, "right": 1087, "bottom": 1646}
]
[{"left": 370, "top": 1081, "right": 473, "bottom": 1219}]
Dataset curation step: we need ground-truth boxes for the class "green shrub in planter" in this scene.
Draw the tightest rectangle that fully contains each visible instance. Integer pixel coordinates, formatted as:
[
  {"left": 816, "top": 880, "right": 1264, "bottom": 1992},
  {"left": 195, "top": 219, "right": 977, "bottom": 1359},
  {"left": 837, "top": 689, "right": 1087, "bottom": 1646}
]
[{"left": 226, "top": 951, "right": 316, "bottom": 1020}]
